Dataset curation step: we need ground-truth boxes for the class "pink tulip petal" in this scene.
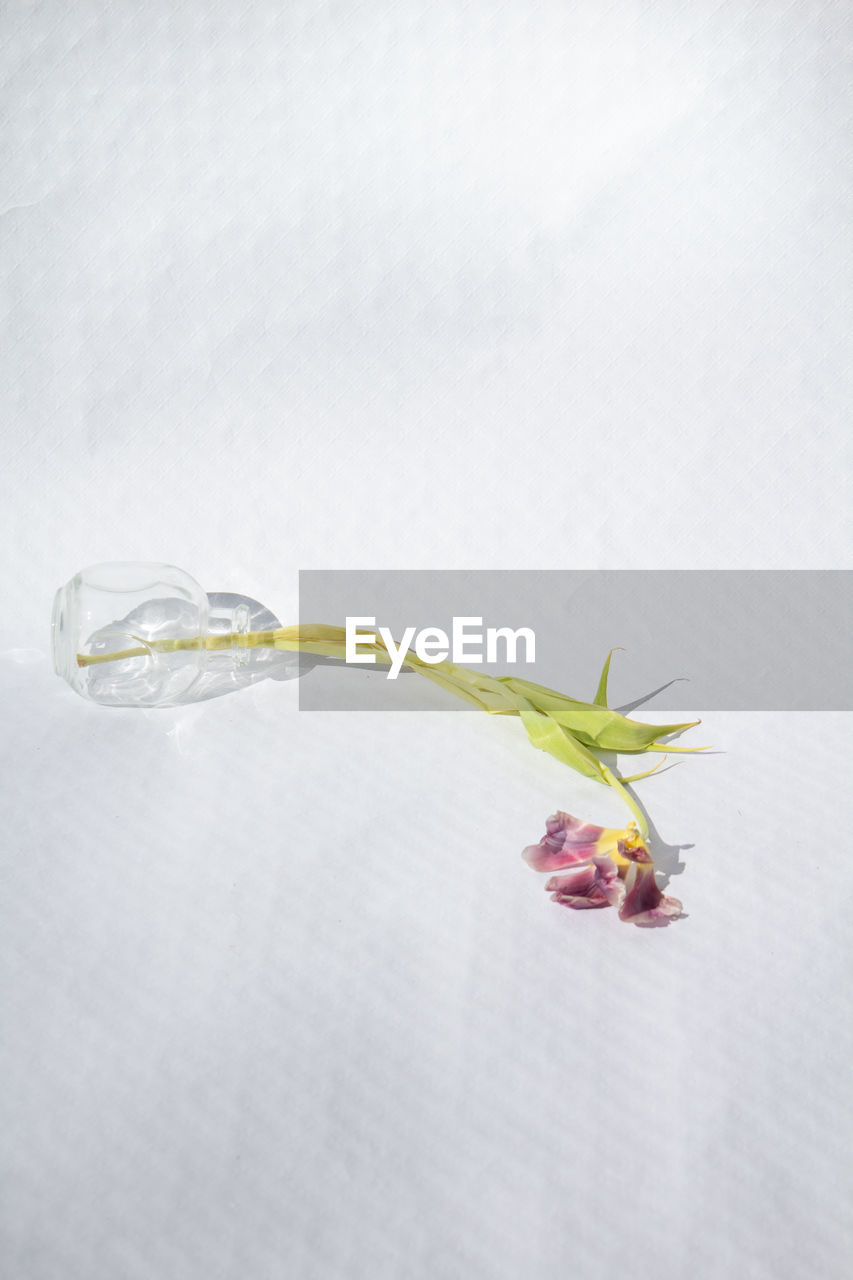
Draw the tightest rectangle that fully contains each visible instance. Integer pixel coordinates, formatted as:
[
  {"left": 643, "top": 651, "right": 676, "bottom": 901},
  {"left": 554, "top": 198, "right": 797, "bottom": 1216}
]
[
  {"left": 618, "top": 863, "right": 682, "bottom": 926},
  {"left": 545, "top": 856, "right": 625, "bottom": 911},
  {"left": 522, "top": 811, "right": 622, "bottom": 872}
]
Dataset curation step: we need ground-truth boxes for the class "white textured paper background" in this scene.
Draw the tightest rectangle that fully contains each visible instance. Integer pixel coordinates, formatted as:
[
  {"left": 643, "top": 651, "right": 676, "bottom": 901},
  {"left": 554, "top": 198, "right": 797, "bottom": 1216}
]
[{"left": 1, "top": 3, "right": 851, "bottom": 1278}]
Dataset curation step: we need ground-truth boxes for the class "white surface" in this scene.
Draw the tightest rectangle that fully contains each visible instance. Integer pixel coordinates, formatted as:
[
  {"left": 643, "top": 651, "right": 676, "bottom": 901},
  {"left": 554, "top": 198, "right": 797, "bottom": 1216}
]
[{"left": 2, "top": 3, "right": 851, "bottom": 1278}]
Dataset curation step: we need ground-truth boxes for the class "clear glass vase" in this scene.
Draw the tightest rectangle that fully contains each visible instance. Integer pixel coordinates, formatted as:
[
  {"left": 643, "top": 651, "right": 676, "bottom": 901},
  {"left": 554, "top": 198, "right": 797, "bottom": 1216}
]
[{"left": 52, "top": 562, "right": 295, "bottom": 707}]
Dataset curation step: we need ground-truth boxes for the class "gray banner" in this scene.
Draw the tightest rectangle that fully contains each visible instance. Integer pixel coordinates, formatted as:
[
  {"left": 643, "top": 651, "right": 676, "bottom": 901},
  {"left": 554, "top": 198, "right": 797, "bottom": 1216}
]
[{"left": 297, "top": 570, "right": 852, "bottom": 711}]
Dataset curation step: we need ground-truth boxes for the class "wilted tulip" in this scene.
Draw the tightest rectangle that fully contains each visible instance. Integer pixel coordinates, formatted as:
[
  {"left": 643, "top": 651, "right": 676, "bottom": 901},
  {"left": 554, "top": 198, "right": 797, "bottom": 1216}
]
[{"left": 524, "top": 811, "right": 682, "bottom": 927}]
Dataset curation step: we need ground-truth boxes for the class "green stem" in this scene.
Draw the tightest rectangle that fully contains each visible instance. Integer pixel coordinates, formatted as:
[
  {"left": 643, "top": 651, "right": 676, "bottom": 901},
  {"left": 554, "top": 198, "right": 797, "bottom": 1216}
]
[
  {"left": 76, "top": 629, "right": 285, "bottom": 667},
  {"left": 599, "top": 764, "right": 650, "bottom": 839},
  {"left": 76, "top": 626, "right": 673, "bottom": 836}
]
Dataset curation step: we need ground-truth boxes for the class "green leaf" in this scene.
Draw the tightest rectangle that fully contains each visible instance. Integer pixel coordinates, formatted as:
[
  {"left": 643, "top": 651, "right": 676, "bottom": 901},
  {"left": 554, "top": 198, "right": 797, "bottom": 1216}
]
[
  {"left": 516, "top": 708, "right": 609, "bottom": 784},
  {"left": 499, "top": 676, "right": 700, "bottom": 751},
  {"left": 618, "top": 755, "right": 669, "bottom": 784},
  {"left": 593, "top": 646, "right": 624, "bottom": 707}
]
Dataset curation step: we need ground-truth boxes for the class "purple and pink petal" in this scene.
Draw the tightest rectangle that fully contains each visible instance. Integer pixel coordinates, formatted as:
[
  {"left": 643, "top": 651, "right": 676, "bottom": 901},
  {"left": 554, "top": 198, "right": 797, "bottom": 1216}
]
[
  {"left": 618, "top": 863, "right": 682, "bottom": 926},
  {"left": 522, "top": 810, "right": 624, "bottom": 872},
  {"left": 545, "top": 856, "right": 625, "bottom": 910}
]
